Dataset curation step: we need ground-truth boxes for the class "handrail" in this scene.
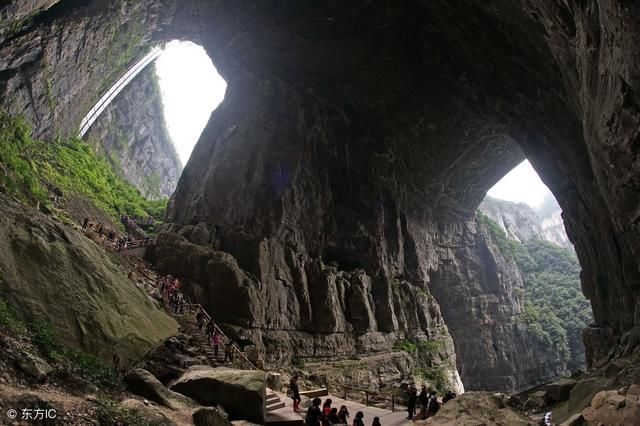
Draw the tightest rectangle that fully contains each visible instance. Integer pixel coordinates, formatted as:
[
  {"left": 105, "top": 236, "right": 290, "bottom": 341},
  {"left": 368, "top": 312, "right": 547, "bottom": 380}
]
[
  {"left": 184, "top": 302, "right": 258, "bottom": 371},
  {"left": 123, "top": 217, "right": 150, "bottom": 239},
  {"left": 78, "top": 47, "right": 163, "bottom": 138},
  {"left": 339, "top": 384, "right": 397, "bottom": 412}
]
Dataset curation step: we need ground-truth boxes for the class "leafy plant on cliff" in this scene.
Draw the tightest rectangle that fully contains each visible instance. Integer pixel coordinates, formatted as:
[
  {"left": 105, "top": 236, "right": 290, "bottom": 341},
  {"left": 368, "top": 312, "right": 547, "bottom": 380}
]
[{"left": 0, "top": 111, "right": 167, "bottom": 220}]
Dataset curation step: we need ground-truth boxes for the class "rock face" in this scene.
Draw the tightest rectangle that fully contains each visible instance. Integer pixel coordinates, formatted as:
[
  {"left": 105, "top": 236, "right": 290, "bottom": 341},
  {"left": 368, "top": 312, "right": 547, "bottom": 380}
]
[
  {"left": 170, "top": 366, "right": 265, "bottom": 424},
  {"left": 424, "top": 392, "right": 535, "bottom": 426},
  {"left": 85, "top": 65, "right": 182, "bottom": 199},
  {"left": 429, "top": 216, "right": 567, "bottom": 392},
  {"left": 0, "top": 193, "right": 178, "bottom": 366},
  {"left": 2, "top": 0, "right": 640, "bottom": 390},
  {"left": 479, "top": 196, "right": 572, "bottom": 249},
  {"left": 124, "top": 368, "right": 199, "bottom": 411},
  {"left": 479, "top": 197, "right": 545, "bottom": 244}
]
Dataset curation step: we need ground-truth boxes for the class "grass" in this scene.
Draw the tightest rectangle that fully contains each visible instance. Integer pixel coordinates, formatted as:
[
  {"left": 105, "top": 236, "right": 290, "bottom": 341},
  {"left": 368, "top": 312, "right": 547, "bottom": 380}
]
[
  {"left": 0, "top": 111, "right": 167, "bottom": 220},
  {"left": 1, "top": 298, "right": 121, "bottom": 389}
]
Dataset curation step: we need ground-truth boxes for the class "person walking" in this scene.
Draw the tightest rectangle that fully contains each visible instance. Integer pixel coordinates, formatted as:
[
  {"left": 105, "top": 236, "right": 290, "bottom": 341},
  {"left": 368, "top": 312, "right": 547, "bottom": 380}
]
[
  {"left": 406, "top": 382, "right": 418, "bottom": 420},
  {"left": 212, "top": 330, "right": 221, "bottom": 358},
  {"left": 305, "top": 397, "right": 322, "bottom": 426},
  {"left": 321, "top": 399, "right": 332, "bottom": 426},
  {"left": 327, "top": 407, "right": 340, "bottom": 424},
  {"left": 289, "top": 374, "right": 302, "bottom": 413},
  {"left": 353, "top": 411, "right": 365, "bottom": 426},
  {"left": 426, "top": 391, "right": 440, "bottom": 418},
  {"left": 224, "top": 341, "right": 234, "bottom": 363},
  {"left": 371, "top": 417, "right": 381, "bottom": 426},
  {"left": 418, "top": 385, "right": 429, "bottom": 420},
  {"left": 338, "top": 405, "right": 349, "bottom": 424}
]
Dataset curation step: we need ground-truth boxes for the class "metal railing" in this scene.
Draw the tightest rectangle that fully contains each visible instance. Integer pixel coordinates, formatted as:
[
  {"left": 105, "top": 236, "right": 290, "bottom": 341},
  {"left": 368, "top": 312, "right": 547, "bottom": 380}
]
[
  {"left": 122, "top": 216, "right": 150, "bottom": 239},
  {"left": 78, "top": 47, "right": 163, "bottom": 138},
  {"left": 340, "top": 385, "right": 398, "bottom": 412},
  {"left": 184, "top": 302, "right": 258, "bottom": 371}
]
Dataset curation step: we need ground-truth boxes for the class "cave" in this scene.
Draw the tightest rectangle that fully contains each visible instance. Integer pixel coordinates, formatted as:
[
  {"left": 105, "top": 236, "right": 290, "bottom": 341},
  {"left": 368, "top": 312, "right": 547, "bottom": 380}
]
[{"left": 1, "top": 0, "right": 640, "bottom": 403}]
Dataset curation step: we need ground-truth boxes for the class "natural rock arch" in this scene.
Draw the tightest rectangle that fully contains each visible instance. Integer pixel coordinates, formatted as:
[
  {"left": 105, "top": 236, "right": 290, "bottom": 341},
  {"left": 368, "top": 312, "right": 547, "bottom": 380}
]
[{"left": 1, "top": 0, "right": 639, "bottom": 372}]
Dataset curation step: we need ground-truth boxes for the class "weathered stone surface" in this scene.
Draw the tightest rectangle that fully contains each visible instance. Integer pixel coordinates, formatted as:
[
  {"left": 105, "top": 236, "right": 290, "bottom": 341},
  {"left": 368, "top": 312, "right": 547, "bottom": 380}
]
[
  {"left": 423, "top": 392, "right": 535, "bottom": 425},
  {"left": 124, "top": 368, "right": 199, "bottom": 411},
  {"left": 85, "top": 65, "right": 182, "bottom": 199},
  {"left": 429, "top": 217, "right": 567, "bottom": 392},
  {"left": 13, "top": 352, "right": 53, "bottom": 381},
  {"left": 170, "top": 366, "right": 265, "bottom": 424},
  {"left": 2, "top": 0, "right": 640, "bottom": 393},
  {"left": 0, "top": 193, "right": 178, "bottom": 366},
  {"left": 120, "top": 399, "right": 177, "bottom": 426},
  {"left": 582, "top": 388, "right": 640, "bottom": 425},
  {"left": 544, "top": 378, "right": 577, "bottom": 404},
  {"left": 193, "top": 406, "right": 231, "bottom": 426}
]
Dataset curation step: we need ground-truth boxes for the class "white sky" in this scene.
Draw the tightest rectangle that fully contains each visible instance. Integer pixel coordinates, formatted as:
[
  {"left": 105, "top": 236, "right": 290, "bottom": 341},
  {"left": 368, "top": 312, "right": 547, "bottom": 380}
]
[
  {"left": 155, "top": 40, "right": 227, "bottom": 165},
  {"left": 488, "top": 160, "right": 551, "bottom": 207}
]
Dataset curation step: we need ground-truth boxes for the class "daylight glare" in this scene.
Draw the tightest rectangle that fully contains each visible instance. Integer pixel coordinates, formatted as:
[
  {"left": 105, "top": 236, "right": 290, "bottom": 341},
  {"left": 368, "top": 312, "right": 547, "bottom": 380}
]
[
  {"left": 155, "top": 40, "right": 227, "bottom": 165},
  {"left": 488, "top": 160, "right": 551, "bottom": 207}
]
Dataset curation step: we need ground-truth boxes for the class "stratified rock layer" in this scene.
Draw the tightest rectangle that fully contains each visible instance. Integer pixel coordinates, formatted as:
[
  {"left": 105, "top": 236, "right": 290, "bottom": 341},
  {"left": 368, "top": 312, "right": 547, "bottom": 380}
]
[
  {"left": 0, "top": 193, "right": 178, "bottom": 366},
  {"left": 85, "top": 65, "right": 182, "bottom": 199},
  {"left": 1, "top": 0, "right": 640, "bottom": 390}
]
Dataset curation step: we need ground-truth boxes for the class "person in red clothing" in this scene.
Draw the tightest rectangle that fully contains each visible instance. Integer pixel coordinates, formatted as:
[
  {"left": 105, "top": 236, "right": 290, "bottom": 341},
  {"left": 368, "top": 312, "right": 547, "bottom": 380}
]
[{"left": 321, "top": 399, "right": 332, "bottom": 426}]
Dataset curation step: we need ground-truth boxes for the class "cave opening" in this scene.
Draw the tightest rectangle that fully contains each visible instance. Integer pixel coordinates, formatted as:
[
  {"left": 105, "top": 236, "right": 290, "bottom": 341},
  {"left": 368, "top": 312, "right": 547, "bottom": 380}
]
[{"left": 155, "top": 40, "right": 227, "bottom": 167}]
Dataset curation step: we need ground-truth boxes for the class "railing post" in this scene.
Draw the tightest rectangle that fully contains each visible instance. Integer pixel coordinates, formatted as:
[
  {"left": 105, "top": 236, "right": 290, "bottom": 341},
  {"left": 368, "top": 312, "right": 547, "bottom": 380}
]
[
  {"left": 344, "top": 387, "right": 347, "bottom": 400},
  {"left": 366, "top": 391, "right": 369, "bottom": 406},
  {"left": 392, "top": 394, "right": 395, "bottom": 412}
]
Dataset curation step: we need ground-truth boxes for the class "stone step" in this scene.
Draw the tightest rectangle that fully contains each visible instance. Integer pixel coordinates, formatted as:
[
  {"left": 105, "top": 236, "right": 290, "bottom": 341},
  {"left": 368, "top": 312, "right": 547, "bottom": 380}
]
[
  {"left": 266, "top": 393, "right": 280, "bottom": 403},
  {"left": 266, "top": 401, "right": 286, "bottom": 412}
]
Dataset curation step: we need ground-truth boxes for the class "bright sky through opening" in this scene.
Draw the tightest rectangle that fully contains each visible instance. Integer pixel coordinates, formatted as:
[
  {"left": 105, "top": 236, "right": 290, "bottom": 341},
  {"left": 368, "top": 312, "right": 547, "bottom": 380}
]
[
  {"left": 155, "top": 41, "right": 227, "bottom": 165},
  {"left": 488, "top": 160, "right": 551, "bottom": 207}
]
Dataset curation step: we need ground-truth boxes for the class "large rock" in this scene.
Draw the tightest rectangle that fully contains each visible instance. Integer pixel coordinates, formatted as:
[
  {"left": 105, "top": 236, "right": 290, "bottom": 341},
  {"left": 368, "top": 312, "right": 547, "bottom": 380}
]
[
  {"left": 124, "top": 368, "right": 199, "bottom": 411},
  {"left": 582, "top": 387, "right": 640, "bottom": 425},
  {"left": 0, "top": 194, "right": 178, "bottom": 366},
  {"left": 544, "top": 378, "right": 577, "bottom": 404},
  {"left": 170, "top": 366, "right": 265, "bottom": 424},
  {"left": 424, "top": 392, "right": 536, "bottom": 425},
  {"left": 192, "top": 407, "right": 232, "bottom": 426},
  {"left": 119, "top": 399, "right": 176, "bottom": 426},
  {"left": 13, "top": 351, "right": 53, "bottom": 381}
]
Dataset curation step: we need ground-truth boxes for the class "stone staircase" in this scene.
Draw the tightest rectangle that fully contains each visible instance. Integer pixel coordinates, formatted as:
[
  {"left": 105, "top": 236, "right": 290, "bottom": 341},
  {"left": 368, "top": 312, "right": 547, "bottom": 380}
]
[{"left": 177, "top": 314, "right": 236, "bottom": 366}]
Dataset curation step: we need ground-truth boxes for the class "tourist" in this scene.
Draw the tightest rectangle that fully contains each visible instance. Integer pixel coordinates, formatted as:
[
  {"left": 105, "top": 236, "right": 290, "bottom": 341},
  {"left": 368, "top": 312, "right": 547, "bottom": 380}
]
[
  {"left": 212, "top": 330, "right": 221, "bottom": 357},
  {"left": 426, "top": 391, "right": 440, "bottom": 418},
  {"left": 406, "top": 382, "right": 417, "bottom": 420},
  {"left": 224, "top": 342, "right": 234, "bottom": 363},
  {"left": 321, "top": 398, "right": 332, "bottom": 426},
  {"left": 289, "top": 374, "right": 302, "bottom": 413},
  {"left": 327, "top": 407, "right": 340, "bottom": 424},
  {"left": 442, "top": 390, "right": 456, "bottom": 404},
  {"left": 82, "top": 217, "right": 89, "bottom": 230},
  {"left": 417, "top": 385, "right": 429, "bottom": 419},
  {"left": 196, "top": 307, "right": 205, "bottom": 329},
  {"left": 353, "top": 411, "right": 364, "bottom": 426},
  {"left": 371, "top": 417, "right": 381, "bottom": 426},
  {"left": 305, "top": 397, "right": 322, "bottom": 426},
  {"left": 338, "top": 405, "right": 349, "bottom": 424},
  {"left": 206, "top": 320, "right": 215, "bottom": 341}
]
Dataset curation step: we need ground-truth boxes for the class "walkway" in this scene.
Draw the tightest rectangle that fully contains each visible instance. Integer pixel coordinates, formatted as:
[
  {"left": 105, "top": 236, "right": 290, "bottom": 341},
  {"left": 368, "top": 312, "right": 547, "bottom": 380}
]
[{"left": 270, "top": 391, "right": 410, "bottom": 426}]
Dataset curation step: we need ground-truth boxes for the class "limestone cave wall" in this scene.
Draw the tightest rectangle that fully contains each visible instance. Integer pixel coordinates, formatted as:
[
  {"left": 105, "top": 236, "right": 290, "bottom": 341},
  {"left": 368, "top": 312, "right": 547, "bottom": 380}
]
[
  {"left": 1, "top": 0, "right": 640, "bottom": 390},
  {"left": 85, "top": 65, "right": 182, "bottom": 200}
]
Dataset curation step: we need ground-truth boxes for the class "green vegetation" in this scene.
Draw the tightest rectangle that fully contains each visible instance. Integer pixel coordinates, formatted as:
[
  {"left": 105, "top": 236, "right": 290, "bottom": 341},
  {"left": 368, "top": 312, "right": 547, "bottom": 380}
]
[
  {"left": 94, "top": 397, "right": 156, "bottom": 426},
  {"left": 0, "top": 298, "right": 121, "bottom": 389},
  {"left": 0, "top": 111, "right": 167, "bottom": 220},
  {"left": 480, "top": 214, "right": 592, "bottom": 370},
  {"left": 414, "top": 366, "right": 450, "bottom": 395}
]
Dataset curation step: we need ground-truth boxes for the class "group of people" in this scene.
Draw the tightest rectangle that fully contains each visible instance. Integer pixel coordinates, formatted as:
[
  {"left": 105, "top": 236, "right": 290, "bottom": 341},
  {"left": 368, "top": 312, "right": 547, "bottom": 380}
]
[
  {"left": 196, "top": 307, "right": 236, "bottom": 363},
  {"left": 289, "top": 376, "right": 379, "bottom": 426},
  {"left": 158, "top": 274, "right": 186, "bottom": 314},
  {"left": 82, "top": 217, "right": 117, "bottom": 240},
  {"left": 81, "top": 217, "right": 150, "bottom": 251},
  {"left": 405, "top": 383, "right": 455, "bottom": 421}
]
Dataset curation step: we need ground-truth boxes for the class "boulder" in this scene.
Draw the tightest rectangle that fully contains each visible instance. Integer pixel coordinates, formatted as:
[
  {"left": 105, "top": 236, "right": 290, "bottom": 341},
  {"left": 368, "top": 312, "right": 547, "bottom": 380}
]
[
  {"left": 266, "top": 372, "right": 282, "bottom": 392},
  {"left": 523, "top": 391, "right": 546, "bottom": 410},
  {"left": 582, "top": 388, "right": 640, "bottom": 425},
  {"left": 544, "top": 378, "right": 577, "bottom": 404},
  {"left": 120, "top": 399, "right": 176, "bottom": 426},
  {"left": 171, "top": 366, "right": 266, "bottom": 424},
  {"left": 13, "top": 351, "right": 52, "bottom": 380},
  {"left": 193, "top": 406, "right": 232, "bottom": 426},
  {"left": 424, "top": 391, "right": 535, "bottom": 425},
  {"left": 124, "top": 368, "right": 199, "bottom": 411}
]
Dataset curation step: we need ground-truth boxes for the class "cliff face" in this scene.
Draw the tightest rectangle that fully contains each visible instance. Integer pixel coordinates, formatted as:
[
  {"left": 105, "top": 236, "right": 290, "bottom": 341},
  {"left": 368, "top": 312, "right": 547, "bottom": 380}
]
[
  {"left": 1, "top": 0, "right": 640, "bottom": 389},
  {"left": 429, "top": 216, "right": 567, "bottom": 392},
  {"left": 479, "top": 196, "right": 572, "bottom": 249},
  {"left": 85, "top": 65, "right": 182, "bottom": 199}
]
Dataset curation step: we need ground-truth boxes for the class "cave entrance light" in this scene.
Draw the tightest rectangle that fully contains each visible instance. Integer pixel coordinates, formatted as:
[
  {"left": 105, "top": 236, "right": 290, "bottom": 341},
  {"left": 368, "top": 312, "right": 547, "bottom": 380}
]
[{"left": 155, "top": 40, "right": 227, "bottom": 166}]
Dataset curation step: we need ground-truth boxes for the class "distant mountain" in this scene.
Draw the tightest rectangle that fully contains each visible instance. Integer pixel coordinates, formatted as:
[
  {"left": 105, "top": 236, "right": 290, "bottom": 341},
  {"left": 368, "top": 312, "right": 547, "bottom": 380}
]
[{"left": 479, "top": 195, "right": 572, "bottom": 249}]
